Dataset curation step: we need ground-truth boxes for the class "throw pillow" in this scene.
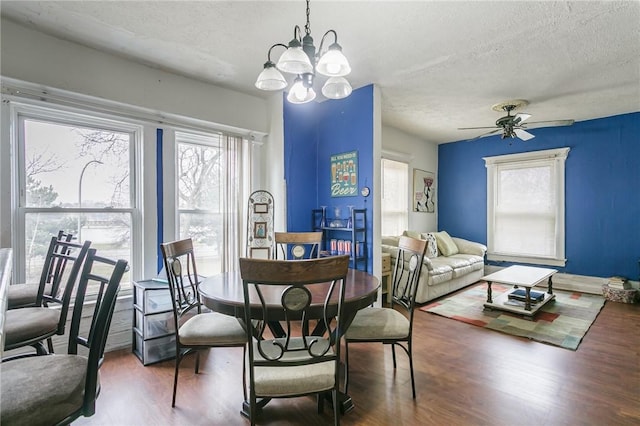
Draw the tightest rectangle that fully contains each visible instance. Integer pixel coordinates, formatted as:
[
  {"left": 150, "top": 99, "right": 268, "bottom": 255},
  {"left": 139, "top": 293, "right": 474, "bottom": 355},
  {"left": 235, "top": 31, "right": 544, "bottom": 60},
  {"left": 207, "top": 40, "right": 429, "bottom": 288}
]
[
  {"left": 420, "top": 232, "right": 439, "bottom": 258},
  {"left": 434, "top": 231, "right": 459, "bottom": 256}
]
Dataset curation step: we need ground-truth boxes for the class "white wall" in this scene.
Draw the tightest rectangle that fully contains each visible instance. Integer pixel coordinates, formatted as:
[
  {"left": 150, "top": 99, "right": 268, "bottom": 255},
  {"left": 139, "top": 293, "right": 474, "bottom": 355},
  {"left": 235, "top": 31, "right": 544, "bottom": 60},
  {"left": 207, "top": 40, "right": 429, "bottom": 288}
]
[
  {"left": 0, "top": 19, "right": 268, "bottom": 133},
  {"left": 381, "top": 125, "right": 438, "bottom": 233},
  {"left": 0, "top": 18, "right": 273, "bottom": 258}
]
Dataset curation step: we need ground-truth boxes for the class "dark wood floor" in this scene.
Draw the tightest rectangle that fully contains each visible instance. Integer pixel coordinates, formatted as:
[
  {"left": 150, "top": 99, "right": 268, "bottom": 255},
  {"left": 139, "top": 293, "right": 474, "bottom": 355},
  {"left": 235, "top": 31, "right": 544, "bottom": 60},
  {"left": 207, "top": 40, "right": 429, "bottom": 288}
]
[{"left": 77, "top": 294, "right": 640, "bottom": 426}]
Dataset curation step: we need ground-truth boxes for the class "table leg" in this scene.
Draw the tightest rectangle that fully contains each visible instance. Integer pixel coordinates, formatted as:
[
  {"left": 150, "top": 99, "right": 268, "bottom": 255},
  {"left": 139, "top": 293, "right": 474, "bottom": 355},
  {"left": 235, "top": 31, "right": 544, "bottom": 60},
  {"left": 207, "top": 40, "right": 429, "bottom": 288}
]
[
  {"left": 524, "top": 287, "right": 532, "bottom": 311},
  {"left": 547, "top": 276, "right": 554, "bottom": 294},
  {"left": 486, "top": 281, "right": 493, "bottom": 303}
]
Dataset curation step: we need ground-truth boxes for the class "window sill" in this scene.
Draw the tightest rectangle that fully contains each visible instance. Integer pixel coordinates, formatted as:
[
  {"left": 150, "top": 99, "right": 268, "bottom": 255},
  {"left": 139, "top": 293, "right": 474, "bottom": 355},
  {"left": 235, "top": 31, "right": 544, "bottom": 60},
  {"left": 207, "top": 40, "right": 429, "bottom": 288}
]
[{"left": 487, "top": 253, "right": 566, "bottom": 268}]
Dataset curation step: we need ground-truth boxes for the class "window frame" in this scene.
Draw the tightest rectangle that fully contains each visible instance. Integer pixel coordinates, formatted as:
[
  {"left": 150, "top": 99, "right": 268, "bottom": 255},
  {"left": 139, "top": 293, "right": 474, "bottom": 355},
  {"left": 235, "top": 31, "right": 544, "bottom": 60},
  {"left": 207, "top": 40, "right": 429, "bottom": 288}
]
[
  {"left": 484, "top": 147, "right": 570, "bottom": 267},
  {"left": 9, "top": 100, "right": 144, "bottom": 288}
]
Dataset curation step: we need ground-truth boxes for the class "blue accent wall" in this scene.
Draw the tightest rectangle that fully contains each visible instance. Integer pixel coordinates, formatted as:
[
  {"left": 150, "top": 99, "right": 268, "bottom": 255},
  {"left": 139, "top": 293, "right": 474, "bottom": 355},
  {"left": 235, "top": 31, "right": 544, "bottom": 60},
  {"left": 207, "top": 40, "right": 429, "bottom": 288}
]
[
  {"left": 438, "top": 112, "right": 640, "bottom": 280},
  {"left": 156, "top": 128, "right": 164, "bottom": 274},
  {"left": 284, "top": 85, "right": 375, "bottom": 273}
]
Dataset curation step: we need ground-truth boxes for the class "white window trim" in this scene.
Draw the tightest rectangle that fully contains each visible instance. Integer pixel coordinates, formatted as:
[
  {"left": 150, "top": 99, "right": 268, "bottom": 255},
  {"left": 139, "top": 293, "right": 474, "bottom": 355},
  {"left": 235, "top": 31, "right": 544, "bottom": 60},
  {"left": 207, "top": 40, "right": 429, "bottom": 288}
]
[
  {"left": 7, "top": 99, "right": 144, "bottom": 287},
  {"left": 484, "top": 147, "right": 570, "bottom": 267}
]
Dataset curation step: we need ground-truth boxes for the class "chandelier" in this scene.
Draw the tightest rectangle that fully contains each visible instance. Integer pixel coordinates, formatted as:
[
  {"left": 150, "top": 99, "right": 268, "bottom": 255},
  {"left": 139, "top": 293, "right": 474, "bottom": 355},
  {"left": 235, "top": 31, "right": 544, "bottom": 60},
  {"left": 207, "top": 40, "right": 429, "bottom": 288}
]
[{"left": 255, "top": 0, "right": 352, "bottom": 104}]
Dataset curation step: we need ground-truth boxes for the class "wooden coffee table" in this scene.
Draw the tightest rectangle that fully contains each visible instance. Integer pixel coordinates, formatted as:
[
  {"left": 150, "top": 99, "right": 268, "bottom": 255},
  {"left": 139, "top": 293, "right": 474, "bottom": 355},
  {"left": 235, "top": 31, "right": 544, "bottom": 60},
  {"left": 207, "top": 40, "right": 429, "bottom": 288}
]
[{"left": 482, "top": 265, "right": 557, "bottom": 318}]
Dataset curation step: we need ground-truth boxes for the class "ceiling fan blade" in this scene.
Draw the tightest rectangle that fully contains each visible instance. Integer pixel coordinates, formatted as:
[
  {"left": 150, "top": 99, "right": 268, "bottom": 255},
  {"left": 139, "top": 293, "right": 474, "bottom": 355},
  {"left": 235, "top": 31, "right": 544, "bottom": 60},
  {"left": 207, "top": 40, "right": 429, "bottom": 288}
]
[
  {"left": 514, "top": 113, "right": 531, "bottom": 125},
  {"left": 514, "top": 128, "right": 535, "bottom": 141},
  {"left": 468, "top": 128, "right": 502, "bottom": 141},
  {"left": 521, "top": 119, "right": 575, "bottom": 129},
  {"left": 458, "top": 126, "right": 499, "bottom": 130}
]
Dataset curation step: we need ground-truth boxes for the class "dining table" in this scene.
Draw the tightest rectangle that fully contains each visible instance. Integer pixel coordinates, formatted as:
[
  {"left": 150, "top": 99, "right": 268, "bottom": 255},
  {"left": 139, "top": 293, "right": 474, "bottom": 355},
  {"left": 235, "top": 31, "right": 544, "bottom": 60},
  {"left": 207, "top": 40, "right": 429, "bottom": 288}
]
[{"left": 199, "top": 267, "right": 380, "bottom": 416}]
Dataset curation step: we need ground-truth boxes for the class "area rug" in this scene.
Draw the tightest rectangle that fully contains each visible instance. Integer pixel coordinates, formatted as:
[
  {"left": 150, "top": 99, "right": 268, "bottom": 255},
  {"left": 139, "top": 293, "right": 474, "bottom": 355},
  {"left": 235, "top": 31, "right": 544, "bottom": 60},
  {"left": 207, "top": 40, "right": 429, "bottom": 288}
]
[{"left": 420, "top": 282, "right": 606, "bottom": 350}]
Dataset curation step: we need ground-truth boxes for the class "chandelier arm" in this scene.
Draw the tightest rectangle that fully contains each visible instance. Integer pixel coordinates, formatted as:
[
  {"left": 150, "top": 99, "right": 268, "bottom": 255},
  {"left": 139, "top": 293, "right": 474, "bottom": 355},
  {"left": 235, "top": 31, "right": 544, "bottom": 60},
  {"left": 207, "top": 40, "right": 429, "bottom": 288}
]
[
  {"left": 318, "top": 29, "right": 338, "bottom": 57},
  {"left": 293, "top": 25, "right": 303, "bottom": 43},
  {"left": 267, "top": 43, "right": 288, "bottom": 62}
]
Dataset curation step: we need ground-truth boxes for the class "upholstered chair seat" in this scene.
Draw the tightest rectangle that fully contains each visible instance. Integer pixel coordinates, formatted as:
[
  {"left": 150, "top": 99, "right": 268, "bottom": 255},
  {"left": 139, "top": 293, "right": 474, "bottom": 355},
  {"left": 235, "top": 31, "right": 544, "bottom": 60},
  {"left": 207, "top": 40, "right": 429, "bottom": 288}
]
[
  {"left": 346, "top": 307, "right": 410, "bottom": 340},
  {"left": 178, "top": 313, "right": 246, "bottom": 346},
  {"left": 1, "top": 354, "right": 94, "bottom": 426},
  {"left": 7, "top": 283, "right": 41, "bottom": 309},
  {"left": 3, "top": 308, "right": 60, "bottom": 349}
]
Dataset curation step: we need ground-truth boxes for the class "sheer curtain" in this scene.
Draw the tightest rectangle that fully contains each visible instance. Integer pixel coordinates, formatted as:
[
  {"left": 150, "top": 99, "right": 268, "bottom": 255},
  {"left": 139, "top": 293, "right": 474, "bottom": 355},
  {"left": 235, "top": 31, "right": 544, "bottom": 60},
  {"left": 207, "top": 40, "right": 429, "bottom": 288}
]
[{"left": 381, "top": 158, "right": 408, "bottom": 236}]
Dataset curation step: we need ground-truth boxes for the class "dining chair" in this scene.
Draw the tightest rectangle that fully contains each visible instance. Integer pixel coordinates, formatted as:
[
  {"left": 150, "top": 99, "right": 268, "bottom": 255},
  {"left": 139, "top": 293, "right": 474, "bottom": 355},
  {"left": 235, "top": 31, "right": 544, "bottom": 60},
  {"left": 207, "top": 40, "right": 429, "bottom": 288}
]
[
  {"left": 7, "top": 230, "right": 74, "bottom": 310},
  {"left": 160, "top": 238, "right": 247, "bottom": 408},
  {"left": 1, "top": 248, "right": 128, "bottom": 426},
  {"left": 3, "top": 237, "right": 92, "bottom": 358},
  {"left": 344, "top": 235, "right": 428, "bottom": 399},
  {"left": 239, "top": 255, "right": 350, "bottom": 426},
  {"left": 274, "top": 231, "right": 323, "bottom": 260}
]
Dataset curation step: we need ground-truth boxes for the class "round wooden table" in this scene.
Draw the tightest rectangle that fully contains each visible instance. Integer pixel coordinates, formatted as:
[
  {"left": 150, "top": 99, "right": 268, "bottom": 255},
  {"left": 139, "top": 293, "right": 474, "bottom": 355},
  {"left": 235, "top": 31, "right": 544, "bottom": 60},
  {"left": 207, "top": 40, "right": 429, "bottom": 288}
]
[{"left": 198, "top": 268, "right": 379, "bottom": 416}]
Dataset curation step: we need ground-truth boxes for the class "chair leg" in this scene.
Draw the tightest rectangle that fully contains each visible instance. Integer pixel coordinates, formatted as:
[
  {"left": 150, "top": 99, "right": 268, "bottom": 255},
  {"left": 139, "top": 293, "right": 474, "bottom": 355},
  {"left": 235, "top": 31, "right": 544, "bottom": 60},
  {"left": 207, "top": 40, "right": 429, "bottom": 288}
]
[
  {"left": 332, "top": 389, "right": 339, "bottom": 426},
  {"left": 317, "top": 392, "right": 324, "bottom": 414},
  {"left": 391, "top": 343, "right": 397, "bottom": 369},
  {"left": 31, "top": 341, "right": 49, "bottom": 356},
  {"left": 194, "top": 350, "right": 200, "bottom": 374},
  {"left": 46, "top": 337, "right": 54, "bottom": 354},
  {"left": 408, "top": 342, "right": 416, "bottom": 399},
  {"left": 343, "top": 340, "right": 350, "bottom": 394},
  {"left": 242, "top": 345, "right": 248, "bottom": 402},
  {"left": 172, "top": 353, "right": 182, "bottom": 407}
]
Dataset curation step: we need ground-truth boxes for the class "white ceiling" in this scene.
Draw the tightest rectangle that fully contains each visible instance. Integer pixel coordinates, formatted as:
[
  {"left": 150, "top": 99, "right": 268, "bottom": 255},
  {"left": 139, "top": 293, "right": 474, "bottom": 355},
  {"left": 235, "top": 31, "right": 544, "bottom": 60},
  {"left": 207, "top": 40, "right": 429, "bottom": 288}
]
[{"left": 1, "top": 1, "right": 639, "bottom": 143}]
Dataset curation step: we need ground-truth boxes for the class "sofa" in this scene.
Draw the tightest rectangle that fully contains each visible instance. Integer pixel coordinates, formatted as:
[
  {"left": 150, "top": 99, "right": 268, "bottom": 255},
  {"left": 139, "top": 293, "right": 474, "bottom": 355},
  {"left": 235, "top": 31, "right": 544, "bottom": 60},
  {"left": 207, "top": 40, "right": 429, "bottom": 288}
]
[{"left": 381, "top": 230, "right": 487, "bottom": 304}]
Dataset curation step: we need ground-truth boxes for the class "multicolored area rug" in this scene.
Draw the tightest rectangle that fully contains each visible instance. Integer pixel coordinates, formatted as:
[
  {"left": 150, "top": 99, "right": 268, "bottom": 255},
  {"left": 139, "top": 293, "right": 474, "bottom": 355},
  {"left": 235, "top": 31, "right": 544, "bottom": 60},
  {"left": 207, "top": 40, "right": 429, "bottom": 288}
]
[{"left": 420, "top": 282, "right": 606, "bottom": 350}]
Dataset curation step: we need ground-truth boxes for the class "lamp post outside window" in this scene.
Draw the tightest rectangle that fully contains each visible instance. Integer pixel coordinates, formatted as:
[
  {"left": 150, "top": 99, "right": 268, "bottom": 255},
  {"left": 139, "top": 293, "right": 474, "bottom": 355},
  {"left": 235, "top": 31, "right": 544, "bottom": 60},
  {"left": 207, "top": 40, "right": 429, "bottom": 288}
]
[{"left": 78, "top": 159, "right": 103, "bottom": 241}]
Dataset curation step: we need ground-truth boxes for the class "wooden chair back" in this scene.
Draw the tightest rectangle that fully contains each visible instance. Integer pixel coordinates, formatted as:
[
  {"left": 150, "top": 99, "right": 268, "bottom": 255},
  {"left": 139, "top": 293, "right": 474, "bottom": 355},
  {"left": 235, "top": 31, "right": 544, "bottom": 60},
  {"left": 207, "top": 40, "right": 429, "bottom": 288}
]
[{"left": 274, "top": 231, "right": 323, "bottom": 260}]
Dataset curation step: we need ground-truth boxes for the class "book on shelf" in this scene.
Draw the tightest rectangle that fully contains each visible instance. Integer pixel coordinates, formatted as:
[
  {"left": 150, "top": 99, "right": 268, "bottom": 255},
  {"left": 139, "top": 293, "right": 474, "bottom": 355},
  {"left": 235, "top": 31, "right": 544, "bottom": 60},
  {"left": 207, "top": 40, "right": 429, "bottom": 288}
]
[
  {"left": 508, "top": 288, "right": 545, "bottom": 302},
  {"left": 503, "top": 299, "right": 529, "bottom": 308}
]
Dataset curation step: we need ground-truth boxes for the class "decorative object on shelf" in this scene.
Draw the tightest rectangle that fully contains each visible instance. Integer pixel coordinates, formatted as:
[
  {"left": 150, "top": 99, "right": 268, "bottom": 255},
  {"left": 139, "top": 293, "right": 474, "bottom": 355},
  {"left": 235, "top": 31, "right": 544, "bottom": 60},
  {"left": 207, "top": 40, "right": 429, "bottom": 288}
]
[
  {"left": 413, "top": 168, "right": 436, "bottom": 213},
  {"left": 254, "top": 0, "right": 352, "bottom": 104},
  {"left": 246, "top": 190, "right": 274, "bottom": 258},
  {"left": 331, "top": 150, "right": 358, "bottom": 197},
  {"left": 319, "top": 205, "right": 327, "bottom": 227}
]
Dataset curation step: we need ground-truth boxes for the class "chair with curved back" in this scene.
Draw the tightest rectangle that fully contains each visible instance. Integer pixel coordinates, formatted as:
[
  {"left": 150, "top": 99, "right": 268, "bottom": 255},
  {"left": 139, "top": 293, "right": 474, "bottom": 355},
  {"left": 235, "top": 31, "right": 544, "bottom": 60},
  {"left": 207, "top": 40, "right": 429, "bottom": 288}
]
[
  {"left": 3, "top": 236, "right": 91, "bottom": 357},
  {"left": 274, "top": 231, "right": 323, "bottom": 260},
  {"left": 160, "top": 238, "right": 247, "bottom": 408},
  {"left": 239, "top": 255, "right": 350, "bottom": 426},
  {"left": 1, "top": 248, "right": 128, "bottom": 426},
  {"left": 344, "top": 235, "right": 428, "bottom": 399},
  {"left": 7, "top": 230, "right": 74, "bottom": 310}
]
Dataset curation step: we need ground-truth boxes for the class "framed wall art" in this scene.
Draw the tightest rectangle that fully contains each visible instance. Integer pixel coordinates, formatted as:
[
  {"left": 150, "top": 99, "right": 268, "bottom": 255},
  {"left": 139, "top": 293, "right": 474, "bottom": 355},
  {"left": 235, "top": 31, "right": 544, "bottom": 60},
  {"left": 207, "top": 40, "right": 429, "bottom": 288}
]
[
  {"left": 330, "top": 150, "right": 358, "bottom": 197},
  {"left": 413, "top": 169, "right": 436, "bottom": 213},
  {"left": 249, "top": 247, "right": 270, "bottom": 259}
]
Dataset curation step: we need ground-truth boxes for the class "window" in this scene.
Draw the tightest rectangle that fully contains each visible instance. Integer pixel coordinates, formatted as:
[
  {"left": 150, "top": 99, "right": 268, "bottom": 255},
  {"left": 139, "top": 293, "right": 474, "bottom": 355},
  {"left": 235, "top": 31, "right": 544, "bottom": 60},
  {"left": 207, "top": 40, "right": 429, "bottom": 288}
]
[
  {"left": 381, "top": 158, "right": 408, "bottom": 236},
  {"left": 12, "top": 102, "right": 141, "bottom": 291},
  {"left": 484, "top": 148, "right": 569, "bottom": 267},
  {"left": 175, "top": 131, "right": 250, "bottom": 275}
]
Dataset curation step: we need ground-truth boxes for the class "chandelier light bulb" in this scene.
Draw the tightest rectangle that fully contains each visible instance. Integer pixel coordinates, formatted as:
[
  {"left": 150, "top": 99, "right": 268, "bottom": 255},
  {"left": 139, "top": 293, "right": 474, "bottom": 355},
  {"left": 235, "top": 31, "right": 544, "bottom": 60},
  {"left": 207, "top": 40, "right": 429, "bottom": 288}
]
[
  {"left": 277, "top": 45, "right": 314, "bottom": 75},
  {"left": 288, "top": 78, "right": 316, "bottom": 104},
  {"left": 316, "top": 44, "right": 351, "bottom": 77}
]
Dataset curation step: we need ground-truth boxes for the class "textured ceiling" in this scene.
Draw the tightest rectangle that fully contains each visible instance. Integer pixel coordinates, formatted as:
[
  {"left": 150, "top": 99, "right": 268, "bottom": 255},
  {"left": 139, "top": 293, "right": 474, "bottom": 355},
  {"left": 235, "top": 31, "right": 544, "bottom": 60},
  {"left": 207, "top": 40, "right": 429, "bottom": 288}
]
[{"left": 1, "top": 1, "right": 639, "bottom": 143}]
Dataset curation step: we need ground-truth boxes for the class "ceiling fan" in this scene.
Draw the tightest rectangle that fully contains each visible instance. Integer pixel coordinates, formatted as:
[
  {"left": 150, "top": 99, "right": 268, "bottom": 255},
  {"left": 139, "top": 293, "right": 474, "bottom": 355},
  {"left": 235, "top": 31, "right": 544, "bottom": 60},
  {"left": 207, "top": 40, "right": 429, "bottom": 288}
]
[{"left": 459, "top": 99, "right": 575, "bottom": 142}]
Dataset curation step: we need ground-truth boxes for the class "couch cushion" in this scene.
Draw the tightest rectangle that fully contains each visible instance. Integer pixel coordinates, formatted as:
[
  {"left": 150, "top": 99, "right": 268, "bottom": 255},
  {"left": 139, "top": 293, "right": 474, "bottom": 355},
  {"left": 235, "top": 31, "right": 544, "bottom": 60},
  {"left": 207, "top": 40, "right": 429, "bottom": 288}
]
[
  {"left": 447, "top": 254, "right": 485, "bottom": 278},
  {"left": 420, "top": 232, "right": 439, "bottom": 258},
  {"left": 434, "top": 231, "right": 459, "bottom": 256},
  {"left": 402, "top": 230, "right": 422, "bottom": 240},
  {"left": 427, "top": 258, "right": 454, "bottom": 284}
]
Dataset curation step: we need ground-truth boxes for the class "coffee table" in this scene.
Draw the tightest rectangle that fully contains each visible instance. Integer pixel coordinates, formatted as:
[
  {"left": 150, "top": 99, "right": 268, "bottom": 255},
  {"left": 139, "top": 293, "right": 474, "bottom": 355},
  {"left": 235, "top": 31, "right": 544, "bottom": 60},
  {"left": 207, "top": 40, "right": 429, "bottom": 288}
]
[{"left": 482, "top": 265, "right": 557, "bottom": 318}]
